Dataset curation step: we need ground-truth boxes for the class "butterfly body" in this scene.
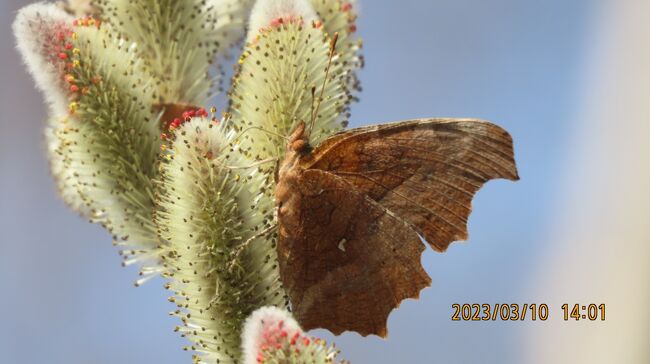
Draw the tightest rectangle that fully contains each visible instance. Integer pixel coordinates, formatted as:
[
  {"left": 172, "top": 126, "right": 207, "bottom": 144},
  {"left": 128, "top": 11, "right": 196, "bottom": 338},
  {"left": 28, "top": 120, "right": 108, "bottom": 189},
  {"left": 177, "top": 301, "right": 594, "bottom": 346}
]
[
  {"left": 276, "top": 123, "right": 309, "bottom": 241},
  {"left": 275, "top": 118, "right": 519, "bottom": 337}
]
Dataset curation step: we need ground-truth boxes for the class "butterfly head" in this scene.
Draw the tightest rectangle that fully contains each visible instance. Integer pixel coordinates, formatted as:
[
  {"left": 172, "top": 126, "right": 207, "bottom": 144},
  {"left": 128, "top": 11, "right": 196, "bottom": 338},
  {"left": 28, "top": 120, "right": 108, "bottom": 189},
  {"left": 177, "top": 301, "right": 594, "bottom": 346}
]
[{"left": 288, "top": 121, "right": 312, "bottom": 155}]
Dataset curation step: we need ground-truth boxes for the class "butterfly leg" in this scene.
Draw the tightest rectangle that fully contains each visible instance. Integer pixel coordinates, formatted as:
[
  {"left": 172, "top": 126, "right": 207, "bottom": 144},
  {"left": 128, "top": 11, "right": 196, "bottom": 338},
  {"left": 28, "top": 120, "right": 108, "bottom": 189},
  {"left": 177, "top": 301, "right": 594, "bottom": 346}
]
[
  {"left": 227, "top": 224, "right": 278, "bottom": 272},
  {"left": 219, "top": 125, "right": 290, "bottom": 156},
  {"left": 226, "top": 157, "right": 278, "bottom": 170}
]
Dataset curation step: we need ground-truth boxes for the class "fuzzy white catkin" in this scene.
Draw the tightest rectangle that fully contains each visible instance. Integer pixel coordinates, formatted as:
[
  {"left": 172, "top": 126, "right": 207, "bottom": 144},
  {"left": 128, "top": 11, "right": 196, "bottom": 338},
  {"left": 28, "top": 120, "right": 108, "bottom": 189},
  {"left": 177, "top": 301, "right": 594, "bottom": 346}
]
[
  {"left": 247, "top": 0, "right": 317, "bottom": 43},
  {"left": 13, "top": 3, "right": 93, "bottom": 216},
  {"left": 97, "top": 0, "right": 255, "bottom": 104},
  {"left": 13, "top": 3, "right": 72, "bottom": 116},
  {"left": 241, "top": 307, "right": 303, "bottom": 364},
  {"left": 241, "top": 307, "right": 343, "bottom": 364},
  {"left": 157, "top": 117, "right": 287, "bottom": 363},
  {"left": 208, "top": 0, "right": 257, "bottom": 40},
  {"left": 58, "top": 0, "right": 98, "bottom": 17}
]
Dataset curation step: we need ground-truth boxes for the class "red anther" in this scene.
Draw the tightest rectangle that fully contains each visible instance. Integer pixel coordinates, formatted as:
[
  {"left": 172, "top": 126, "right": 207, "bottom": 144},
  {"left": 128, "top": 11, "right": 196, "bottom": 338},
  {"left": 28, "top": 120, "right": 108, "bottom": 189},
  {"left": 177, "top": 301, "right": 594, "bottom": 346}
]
[
  {"left": 280, "top": 330, "right": 288, "bottom": 338},
  {"left": 302, "top": 338, "right": 310, "bottom": 346},
  {"left": 342, "top": 2, "right": 353, "bottom": 11},
  {"left": 66, "top": 62, "right": 74, "bottom": 69},
  {"left": 70, "top": 85, "right": 79, "bottom": 92},
  {"left": 65, "top": 43, "right": 73, "bottom": 50},
  {"left": 182, "top": 111, "right": 190, "bottom": 120},
  {"left": 58, "top": 53, "right": 68, "bottom": 60},
  {"left": 348, "top": 24, "right": 357, "bottom": 33},
  {"left": 197, "top": 108, "right": 208, "bottom": 117},
  {"left": 161, "top": 133, "right": 169, "bottom": 140},
  {"left": 72, "top": 19, "right": 79, "bottom": 26},
  {"left": 187, "top": 109, "right": 196, "bottom": 117}
]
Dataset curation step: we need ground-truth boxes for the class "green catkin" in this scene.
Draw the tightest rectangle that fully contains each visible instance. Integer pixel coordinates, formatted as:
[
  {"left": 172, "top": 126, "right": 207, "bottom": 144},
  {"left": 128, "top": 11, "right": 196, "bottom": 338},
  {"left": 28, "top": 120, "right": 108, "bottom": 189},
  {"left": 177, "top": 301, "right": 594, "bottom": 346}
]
[
  {"left": 57, "top": 22, "right": 163, "bottom": 276},
  {"left": 155, "top": 118, "right": 286, "bottom": 363},
  {"left": 310, "top": 0, "right": 363, "bottom": 95},
  {"left": 96, "top": 0, "right": 255, "bottom": 104},
  {"left": 228, "top": 21, "right": 350, "bottom": 160},
  {"left": 228, "top": 1, "right": 361, "bottom": 159},
  {"left": 46, "top": 115, "right": 89, "bottom": 215}
]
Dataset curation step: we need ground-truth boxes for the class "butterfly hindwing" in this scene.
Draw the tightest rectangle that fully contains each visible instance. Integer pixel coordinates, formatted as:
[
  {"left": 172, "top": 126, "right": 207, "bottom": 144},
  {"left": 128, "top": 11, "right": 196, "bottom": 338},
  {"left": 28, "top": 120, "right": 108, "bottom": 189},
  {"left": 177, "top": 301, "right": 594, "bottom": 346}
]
[
  {"left": 302, "top": 118, "right": 519, "bottom": 251},
  {"left": 277, "top": 169, "right": 431, "bottom": 337}
]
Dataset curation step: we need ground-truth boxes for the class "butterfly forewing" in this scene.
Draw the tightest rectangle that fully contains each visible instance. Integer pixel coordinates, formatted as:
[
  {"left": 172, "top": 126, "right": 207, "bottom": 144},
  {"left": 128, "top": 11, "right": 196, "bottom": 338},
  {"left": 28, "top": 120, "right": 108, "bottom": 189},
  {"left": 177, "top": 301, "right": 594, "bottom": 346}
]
[{"left": 302, "top": 118, "right": 519, "bottom": 251}]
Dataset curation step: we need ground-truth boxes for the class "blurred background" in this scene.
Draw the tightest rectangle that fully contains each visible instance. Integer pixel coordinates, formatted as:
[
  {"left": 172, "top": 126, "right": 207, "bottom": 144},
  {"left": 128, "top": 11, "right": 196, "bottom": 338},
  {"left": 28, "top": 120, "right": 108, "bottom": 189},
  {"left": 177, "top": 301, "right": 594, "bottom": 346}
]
[{"left": 1, "top": 0, "right": 648, "bottom": 363}]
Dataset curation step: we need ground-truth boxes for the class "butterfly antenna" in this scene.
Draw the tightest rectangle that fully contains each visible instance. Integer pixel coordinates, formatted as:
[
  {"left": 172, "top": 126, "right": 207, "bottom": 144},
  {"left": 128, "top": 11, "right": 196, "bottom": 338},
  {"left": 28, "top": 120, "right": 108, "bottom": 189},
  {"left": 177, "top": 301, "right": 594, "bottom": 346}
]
[
  {"left": 309, "top": 85, "right": 316, "bottom": 130},
  {"left": 226, "top": 157, "right": 277, "bottom": 170},
  {"left": 227, "top": 224, "right": 278, "bottom": 273},
  {"left": 308, "top": 32, "right": 339, "bottom": 138}
]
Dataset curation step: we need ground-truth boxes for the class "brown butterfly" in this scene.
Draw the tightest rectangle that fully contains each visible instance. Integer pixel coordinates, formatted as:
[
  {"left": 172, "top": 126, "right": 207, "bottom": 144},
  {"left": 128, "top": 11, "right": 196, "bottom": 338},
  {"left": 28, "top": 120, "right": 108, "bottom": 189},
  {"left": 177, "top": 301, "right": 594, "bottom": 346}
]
[{"left": 275, "top": 118, "right": 518, "bottom": 337}]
